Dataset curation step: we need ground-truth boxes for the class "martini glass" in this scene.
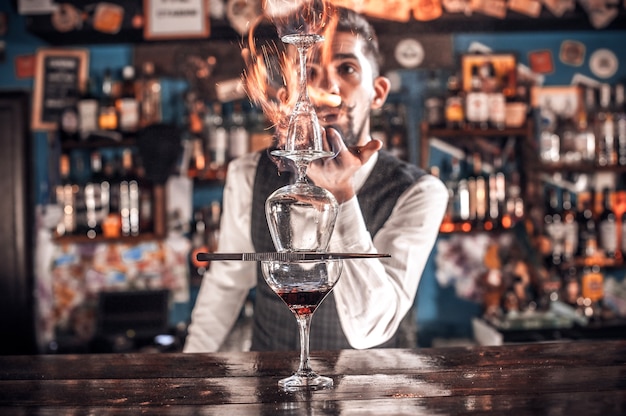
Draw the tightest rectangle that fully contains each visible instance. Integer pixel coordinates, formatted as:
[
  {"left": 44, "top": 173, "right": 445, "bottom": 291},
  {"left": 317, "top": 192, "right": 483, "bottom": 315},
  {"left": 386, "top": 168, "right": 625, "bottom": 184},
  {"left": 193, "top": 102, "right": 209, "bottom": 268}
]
[{"left": 261, "top": 259, "right": 343, "bottom": 390}]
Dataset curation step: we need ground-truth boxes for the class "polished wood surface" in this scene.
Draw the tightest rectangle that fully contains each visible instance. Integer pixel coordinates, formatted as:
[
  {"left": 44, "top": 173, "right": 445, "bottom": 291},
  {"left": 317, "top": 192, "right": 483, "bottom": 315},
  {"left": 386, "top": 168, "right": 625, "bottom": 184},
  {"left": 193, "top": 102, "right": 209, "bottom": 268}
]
[{"left": 1, "top": 340, "right": 625, "bottom": 415}]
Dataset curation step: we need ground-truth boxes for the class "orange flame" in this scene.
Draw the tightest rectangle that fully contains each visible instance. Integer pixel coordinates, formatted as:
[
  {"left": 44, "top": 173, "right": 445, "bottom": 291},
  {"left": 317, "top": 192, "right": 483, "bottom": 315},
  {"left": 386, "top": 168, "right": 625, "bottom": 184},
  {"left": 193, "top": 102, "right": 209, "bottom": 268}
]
[{"left": 243, "top": 0, "right": 339, "bottom": 133}]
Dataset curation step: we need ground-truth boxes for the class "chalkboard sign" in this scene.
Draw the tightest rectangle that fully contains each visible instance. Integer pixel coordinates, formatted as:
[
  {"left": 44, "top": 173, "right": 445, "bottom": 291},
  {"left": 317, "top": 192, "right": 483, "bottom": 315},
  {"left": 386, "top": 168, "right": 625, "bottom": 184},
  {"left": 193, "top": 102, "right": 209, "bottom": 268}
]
[{"left": 31, "top": 48, "right": 88, "bottom": 131}]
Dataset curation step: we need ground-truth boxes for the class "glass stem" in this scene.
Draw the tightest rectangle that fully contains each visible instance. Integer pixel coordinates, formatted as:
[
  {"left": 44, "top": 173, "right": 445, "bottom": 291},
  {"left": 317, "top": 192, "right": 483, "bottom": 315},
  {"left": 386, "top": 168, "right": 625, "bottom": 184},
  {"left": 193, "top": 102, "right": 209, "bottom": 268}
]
[
  {"left": 297, "top": 45, "right": 309, "bottom": 104},
  {"left": 295, "top": 313, "right": 313, "bottom": 375},
  {"left": 295, "top": 161, "right": 309, "bottom": 183}
]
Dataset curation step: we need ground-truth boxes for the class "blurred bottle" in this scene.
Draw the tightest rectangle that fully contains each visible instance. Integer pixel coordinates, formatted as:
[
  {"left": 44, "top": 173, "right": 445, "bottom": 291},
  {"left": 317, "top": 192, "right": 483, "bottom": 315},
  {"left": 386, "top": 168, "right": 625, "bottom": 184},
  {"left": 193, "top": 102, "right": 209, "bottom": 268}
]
[
  {"left": 538, "top": 98, "right": 559, "bottom": 164},
  {"left": 77, "top": 77, "right": 99, "bottom": 140},
  {"left": 444, "top": 75, "right": 465, "bottom": 130},
  {"left": 59, "top": 90, "right": 80, "bottom": 143},
  {"left": 98, "top": 69, "right": 118, "bottom": 131},
  {"left": 576, "top": 192, "right": 598, "bottom": 258},
  {"left": 388, "top": 103, "right": 408, "bottom": 161},
  {"left": 139, "top": 61, "right": 162, "bottom": 128},
  {"left": 574, "top": 88, "right": 596, "bottom": 163},
  {"left": 465, "top": 64, "right": 489, "bottom": 130},
  {"left": 116, "top": 65, "right": 140, "bottom": 133},
  {"left": 228, "top": 101, "right": 250, "bottom": 161},
  {"left": 56, "top": 154, "right": 77, "bottom": 236},
  {"left": 596, "top": 84, "right": 616, "bottom": 167},
  {"left": 561, "top": 189, "right": 578, "bottom": 262},
  {"left": 615, "top": 83, "right": 626, "bottom": 166},
  {"left": 598, "top": 187, "right": 618, "bottom": 259},
  {"left": 205, "top": 102, "right": 228, "bottom": 179}
]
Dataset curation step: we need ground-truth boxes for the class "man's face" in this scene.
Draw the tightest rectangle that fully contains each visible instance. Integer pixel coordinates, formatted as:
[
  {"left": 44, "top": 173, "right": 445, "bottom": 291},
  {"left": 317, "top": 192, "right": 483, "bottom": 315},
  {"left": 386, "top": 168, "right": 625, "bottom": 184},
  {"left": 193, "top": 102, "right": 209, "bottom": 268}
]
[{"left": 303, "top": 32, "right": 387, "bottom": 147}]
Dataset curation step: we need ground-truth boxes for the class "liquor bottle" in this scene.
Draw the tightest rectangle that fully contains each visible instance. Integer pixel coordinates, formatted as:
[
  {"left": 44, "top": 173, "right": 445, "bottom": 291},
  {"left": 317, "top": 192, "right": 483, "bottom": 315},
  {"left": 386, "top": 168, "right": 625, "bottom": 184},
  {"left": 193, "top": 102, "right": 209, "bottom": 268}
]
[
  {"left": 139, "top": 61, "right": 162, "bottom": 128},
  {"left": 457, "top": 157, "right": 471, "bottom": 232},
  {"left": 444, "top": 75, "right": 465, "bottom": 130},
  {"left": 615, "top": 83, "right": 626, "bottom": 166},
  {"left": 596, "top": 83, "right": 616, "bottom": 167},
  {"left": 598, "top": 187, "right": 618, "bottom": 259},
  {"left": 205, "top": 102, "right": 228, "bottom": 179},
  {"left": 486, "top": 156, "right": 505, "bottom": 231},
  {"left": 581, "top": 264, "right": 604, "bottom": 317},
  {"left": 101, "top": 155, "right": 121, "bottom": 238},
  {"left": 438, "top": 158, "right": 457, "bottom": 233},
  {"left": 465, "top": 65, "right": 489, "bottom": 130},
  {"left": 561, "top": 189, "right": 579, "bottom": 262},
  {"left": 56, "top": 154, "right": 76, "bottom": 236},
  {"left": 544, "top": 187, "right": 564, "bottom": 266},
  {"left": 557, "top": 98, "right": 579, "bottom": 163},
  {"left": 77, "top": 77, "right": 99, "bottom": 140},
  {"left": 473, "top": 152, "right": 487, "bottom": 229},
  {"left": 424, "top": 70, "right": 444, "bottom": 128},
  {"left": 576, "top": 192, "right": 598, "bottom": 258},
  {"left": 116, "top": 65, "right": 139, "bottom": 133},
  {"left": 189, "top": 209, "right": 209, "bottom": 287},
  {"left": 59, "top": 90, "right": 80, "bottom": 143},
  {"left": 84, "top": 151, "right": 105, "bottom": 239},
  {"left": 538, "top": 98, "right": 559, "bottom": 163},
  {"left": 98, "top": 69, "right": 119, "bottom": 131},
  {"left": 228, "top": 101, "right": 249, "bottom": 160},
  {"left": 574, "top": 89, "right": 596, "bottom": 164},
  {"left": 485, "top": 63, "right": 506, "bottom": 130}
]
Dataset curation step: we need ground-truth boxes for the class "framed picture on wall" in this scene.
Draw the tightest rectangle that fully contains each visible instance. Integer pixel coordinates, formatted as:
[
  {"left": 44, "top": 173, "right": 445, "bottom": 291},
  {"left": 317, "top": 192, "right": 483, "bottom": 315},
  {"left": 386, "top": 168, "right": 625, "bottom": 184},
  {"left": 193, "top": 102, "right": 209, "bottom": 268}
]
[
  {"left": 461, "top": 53, "right": 517, "bottom": 96},
  {"left": 31, "top": 48, "right": 88, "bottom": 131},
  {"left": 144, "top": 0, "right": 210, "bottom": 40},
  {"left": 530, "top": 85, "right": 582, "bottom": 118}
]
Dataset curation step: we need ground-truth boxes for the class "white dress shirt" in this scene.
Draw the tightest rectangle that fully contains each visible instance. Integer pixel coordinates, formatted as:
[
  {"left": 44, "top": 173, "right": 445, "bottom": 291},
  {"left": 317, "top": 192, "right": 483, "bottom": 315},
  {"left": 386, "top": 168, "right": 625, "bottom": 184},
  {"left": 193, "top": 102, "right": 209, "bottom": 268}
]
[{"left": 184, "top": 150, "right": 448, "bottom": 352}]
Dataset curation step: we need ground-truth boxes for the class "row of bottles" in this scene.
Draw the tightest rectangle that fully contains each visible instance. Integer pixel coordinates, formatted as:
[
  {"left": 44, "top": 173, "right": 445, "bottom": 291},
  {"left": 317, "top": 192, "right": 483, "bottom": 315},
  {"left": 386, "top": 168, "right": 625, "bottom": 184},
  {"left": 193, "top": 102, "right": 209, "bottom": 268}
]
[
  {"left": 54, "top": 149, "right": 155, "bottom": 239},
  {"left": 542, "top": 186, "right": 626, "bottom": 268},
  {"left": 538, "top": 82, "right": 626, "bottom": 166},
  {"left": 423, "top": 65, "right": 525, "bottom": 131},
  {"left": 436, "top": 152, "right": 524, "bottom": 233},
  {"left": 184, "top": 97, "right": 273, "bottom": 181},
  {"left": 59, "top": 62, "right": 162, "bottom": 142}
]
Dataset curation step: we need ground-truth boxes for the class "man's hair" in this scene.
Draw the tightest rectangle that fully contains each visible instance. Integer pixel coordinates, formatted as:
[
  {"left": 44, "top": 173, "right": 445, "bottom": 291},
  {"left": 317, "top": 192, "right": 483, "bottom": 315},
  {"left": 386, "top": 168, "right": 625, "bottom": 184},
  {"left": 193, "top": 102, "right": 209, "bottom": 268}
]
[{"left": 333, "top": 6, "right": 383, "bottom": 75}]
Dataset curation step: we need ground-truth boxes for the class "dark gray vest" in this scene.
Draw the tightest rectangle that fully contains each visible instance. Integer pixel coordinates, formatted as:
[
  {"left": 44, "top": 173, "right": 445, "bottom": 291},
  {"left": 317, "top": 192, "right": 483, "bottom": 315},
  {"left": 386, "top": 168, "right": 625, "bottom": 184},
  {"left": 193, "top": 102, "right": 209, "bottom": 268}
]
[{"left": 250, "top": 150, "right": 426, "bottom": 351}]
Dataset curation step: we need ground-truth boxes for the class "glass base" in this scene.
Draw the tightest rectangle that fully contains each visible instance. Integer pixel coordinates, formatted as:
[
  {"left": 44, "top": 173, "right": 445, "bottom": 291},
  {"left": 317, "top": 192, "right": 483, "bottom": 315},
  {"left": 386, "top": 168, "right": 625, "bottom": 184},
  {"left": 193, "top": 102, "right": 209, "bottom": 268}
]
[{"left": 278, "top": 371, "right": 334, "bottom": 391}]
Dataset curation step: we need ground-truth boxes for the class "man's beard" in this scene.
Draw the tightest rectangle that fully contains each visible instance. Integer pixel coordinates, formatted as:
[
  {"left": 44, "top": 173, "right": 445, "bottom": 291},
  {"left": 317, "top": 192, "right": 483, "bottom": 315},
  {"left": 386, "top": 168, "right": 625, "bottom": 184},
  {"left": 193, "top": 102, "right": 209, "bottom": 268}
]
[{"left": 323, "top": 104, "right": 367, "bottom": 147}]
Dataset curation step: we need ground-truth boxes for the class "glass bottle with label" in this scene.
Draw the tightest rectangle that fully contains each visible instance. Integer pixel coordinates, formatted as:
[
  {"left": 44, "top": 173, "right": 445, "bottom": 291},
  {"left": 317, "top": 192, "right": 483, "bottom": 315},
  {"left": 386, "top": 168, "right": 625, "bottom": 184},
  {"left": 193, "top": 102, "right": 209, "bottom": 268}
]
[
  {"left": 205, "top": 102, "right": 228, "bottom": 180},
  {"left": 98, "top": 69, "right": 118, "bottom": 131},
  {"left": 444, "top": 75, "right": 464, "bottom": 130},
  {"left": 77, "top": 77, "right": 99, "bottom": 140},
  {"left": 139, "top": 61, "right": 162, "bottom": 128},
  {"left": 596, "top": 84, "right": 616, "bottom": 167},
  {"left": 598, "top": 187, "right": 618, "bottom": 259},
  {"left": 614, "top": 83, "right": 626, "bottom": 166},
  {"left": 228, "top": 101, "right": 250, "bottom": 160},
  {"left": 116, "top": 65, "right": 139, "bottom": 133},
  {"left": 465, "top": 65, "right": 489, "bottom": 130}
]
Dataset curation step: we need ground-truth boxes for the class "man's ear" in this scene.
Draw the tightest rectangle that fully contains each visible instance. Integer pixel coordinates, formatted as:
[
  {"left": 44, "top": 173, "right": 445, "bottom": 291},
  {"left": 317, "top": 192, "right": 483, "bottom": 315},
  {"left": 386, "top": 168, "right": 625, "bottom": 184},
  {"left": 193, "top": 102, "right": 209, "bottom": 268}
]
[{"left": 372, "top": 76, "right": 391, "bottom": 109}]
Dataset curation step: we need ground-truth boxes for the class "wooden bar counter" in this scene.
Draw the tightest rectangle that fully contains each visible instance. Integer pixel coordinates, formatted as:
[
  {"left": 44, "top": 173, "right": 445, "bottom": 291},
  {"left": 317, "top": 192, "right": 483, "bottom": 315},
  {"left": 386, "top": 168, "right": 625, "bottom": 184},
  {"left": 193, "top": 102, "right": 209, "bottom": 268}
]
[{"left": 1, "top": 340, "right": 625, "bottom": 415}]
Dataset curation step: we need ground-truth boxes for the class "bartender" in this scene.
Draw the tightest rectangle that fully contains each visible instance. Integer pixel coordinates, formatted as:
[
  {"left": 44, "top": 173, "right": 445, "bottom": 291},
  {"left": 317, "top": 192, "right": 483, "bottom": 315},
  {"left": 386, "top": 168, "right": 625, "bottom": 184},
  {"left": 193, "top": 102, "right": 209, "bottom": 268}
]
[{"left": 184, "top": 2, "right": 448, "bottom": 352}]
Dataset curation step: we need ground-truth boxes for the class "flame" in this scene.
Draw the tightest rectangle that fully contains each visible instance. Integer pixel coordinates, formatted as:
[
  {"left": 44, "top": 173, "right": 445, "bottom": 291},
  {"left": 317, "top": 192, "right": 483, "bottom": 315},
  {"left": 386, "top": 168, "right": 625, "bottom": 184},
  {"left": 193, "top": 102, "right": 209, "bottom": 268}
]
[{"left": 243, "top": 0, "right": 340, "bottom": 132}]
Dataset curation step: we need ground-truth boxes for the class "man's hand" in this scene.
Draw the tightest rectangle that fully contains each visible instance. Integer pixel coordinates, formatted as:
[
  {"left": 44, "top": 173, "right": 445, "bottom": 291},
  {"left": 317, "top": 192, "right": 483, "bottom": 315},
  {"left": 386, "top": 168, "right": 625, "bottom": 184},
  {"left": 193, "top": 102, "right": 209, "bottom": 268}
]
[{"left": 307, "top": 127, "right": 382, "bottom": 203}]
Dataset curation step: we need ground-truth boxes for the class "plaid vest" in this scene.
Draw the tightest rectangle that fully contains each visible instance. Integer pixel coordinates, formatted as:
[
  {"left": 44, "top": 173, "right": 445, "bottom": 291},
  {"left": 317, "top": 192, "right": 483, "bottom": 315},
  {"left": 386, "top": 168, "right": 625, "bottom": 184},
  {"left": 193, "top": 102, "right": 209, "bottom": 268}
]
[{"left": 250, "top": 150, "right": 426, "bottom": 351}]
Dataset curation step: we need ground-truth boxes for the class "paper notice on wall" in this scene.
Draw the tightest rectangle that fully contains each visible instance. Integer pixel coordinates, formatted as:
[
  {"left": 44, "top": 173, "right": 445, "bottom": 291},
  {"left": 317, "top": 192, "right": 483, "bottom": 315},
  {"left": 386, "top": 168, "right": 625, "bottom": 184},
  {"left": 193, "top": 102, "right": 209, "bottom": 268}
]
[{"left": 18, "top": 0, "right": 57, "bottom": 15}]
